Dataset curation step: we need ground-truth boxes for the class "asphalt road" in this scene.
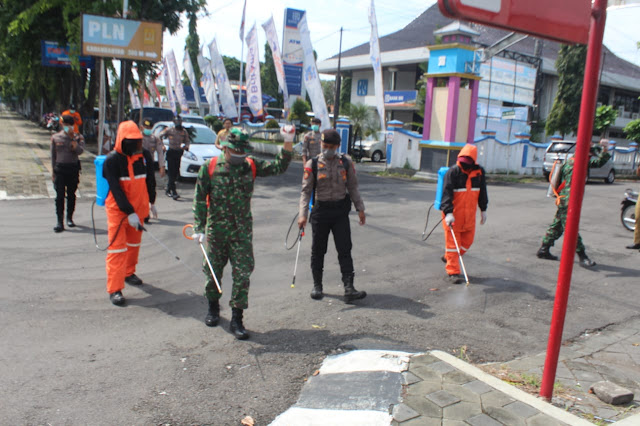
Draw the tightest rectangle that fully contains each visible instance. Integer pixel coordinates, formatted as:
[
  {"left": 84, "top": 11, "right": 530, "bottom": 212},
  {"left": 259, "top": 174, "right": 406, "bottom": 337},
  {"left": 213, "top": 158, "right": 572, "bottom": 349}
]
[{"left": 1, "top": 154, "right": 639, "bottom": 424}]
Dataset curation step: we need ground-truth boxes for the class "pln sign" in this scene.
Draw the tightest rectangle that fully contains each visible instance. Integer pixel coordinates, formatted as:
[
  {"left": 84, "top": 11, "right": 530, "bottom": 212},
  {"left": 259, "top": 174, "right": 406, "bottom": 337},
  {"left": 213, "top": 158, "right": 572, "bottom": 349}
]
[
  {"left": 438, "top": 0, "right": 591, "bottom": 44},
  {"left": 81, "top": 14, "right": 163, "bottom": 61}
]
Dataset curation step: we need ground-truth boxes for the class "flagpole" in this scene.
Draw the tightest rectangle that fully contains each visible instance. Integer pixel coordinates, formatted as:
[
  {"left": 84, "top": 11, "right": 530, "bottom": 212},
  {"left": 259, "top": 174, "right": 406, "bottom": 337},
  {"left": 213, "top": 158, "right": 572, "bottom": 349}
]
[{"left": 238, "top": 42, "right": 244, "bottom": 121}]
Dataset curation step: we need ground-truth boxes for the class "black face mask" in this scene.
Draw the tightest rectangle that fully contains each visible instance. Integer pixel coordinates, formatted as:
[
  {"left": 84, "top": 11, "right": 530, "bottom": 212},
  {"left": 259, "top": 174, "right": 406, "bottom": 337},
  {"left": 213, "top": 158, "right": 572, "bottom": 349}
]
[
  {"left": 460, "top": 161, "right": 474, "bottom": 171},
  {"left": 175, "top": 122, "right": 183, "bottom": 129},
  {"left": 122, "top": 138, "right": 142, "bottom": 156}
]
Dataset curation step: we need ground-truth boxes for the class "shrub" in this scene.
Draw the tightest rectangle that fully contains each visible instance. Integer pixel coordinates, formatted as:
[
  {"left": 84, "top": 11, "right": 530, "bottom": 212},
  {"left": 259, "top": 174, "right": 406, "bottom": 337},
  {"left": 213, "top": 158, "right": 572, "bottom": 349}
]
[
  {"left": 204, "top": 115, "right": 223, "bottom": 133},
  {"left": 265, "top": 119, "right": 280, "bottom": 129}
]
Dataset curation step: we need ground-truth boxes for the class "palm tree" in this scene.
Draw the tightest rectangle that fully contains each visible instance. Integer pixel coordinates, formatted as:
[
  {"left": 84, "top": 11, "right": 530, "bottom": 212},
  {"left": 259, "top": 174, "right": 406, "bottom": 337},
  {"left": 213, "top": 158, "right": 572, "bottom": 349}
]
[{"left": 343, "top": 103, "right": 372, "bottom": 140}]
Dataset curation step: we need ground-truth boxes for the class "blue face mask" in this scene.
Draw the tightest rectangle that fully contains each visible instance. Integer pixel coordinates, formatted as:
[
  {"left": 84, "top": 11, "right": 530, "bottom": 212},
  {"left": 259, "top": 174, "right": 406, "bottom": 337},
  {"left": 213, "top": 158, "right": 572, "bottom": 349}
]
[
  {"left": 63, "top": 126, "right": 70, "bottom": 133},
  {"left": 311, "top": 125, "right": 319, "bottom": 132},
  {"left": 143, "top": 129, "right": 152, "bottom": 135},
  {"left": 70, "top": 110, "right": 75, "bottom": 114}
]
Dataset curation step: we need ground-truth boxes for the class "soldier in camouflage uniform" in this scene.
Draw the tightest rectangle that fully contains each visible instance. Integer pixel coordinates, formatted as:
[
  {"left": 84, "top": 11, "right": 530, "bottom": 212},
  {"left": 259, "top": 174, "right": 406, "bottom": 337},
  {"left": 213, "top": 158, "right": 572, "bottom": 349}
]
[
  {"left": 537, "top": 141, "right": 611, "bottom": 267},
  {"left": 192, "top": 127, "right": 293, "bottom": 340}
]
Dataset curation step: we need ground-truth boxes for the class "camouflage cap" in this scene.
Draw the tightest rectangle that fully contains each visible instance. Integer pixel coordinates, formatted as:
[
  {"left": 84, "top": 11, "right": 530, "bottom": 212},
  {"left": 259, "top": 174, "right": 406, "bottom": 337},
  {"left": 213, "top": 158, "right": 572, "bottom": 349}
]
[{"left": 220, "top": 127, "right": 253, "bottom": 153}]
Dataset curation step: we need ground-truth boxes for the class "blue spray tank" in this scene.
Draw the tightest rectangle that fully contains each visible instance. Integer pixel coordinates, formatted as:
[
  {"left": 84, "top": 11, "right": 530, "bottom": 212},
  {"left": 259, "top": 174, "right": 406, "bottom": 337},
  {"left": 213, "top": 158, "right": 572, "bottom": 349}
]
[
  {"left": 434, "top": 166, "right": 450, "bottom": 210},
  {"left": 94, "top": 155, "right": 109, "bottom": 206}
]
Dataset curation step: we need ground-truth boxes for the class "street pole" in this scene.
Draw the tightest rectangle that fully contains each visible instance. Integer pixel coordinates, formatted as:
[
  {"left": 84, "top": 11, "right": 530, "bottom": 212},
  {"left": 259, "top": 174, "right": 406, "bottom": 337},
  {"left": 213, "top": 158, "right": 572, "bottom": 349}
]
[
  {"left": 333, "top": 27, "right": 343, "bottom": 129},
  {"left": 116, "top": 0, "right": 129, "bottom": 124},
  {"left": 98, "top": 59, "right": 105, "bottom": 154},
  {"left": 238, "top": 40, "right": 245, "bottom": 121},
  {"left": 540, "top": 0, "right": 607, "bottom": 401}
]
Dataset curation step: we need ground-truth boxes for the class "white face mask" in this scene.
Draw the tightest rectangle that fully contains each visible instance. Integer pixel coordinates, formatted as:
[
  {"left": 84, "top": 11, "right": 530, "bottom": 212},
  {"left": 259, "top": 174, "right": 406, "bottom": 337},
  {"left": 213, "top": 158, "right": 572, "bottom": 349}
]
[{"left": 322, "top": 148, "right": 337, "bottom": 159}]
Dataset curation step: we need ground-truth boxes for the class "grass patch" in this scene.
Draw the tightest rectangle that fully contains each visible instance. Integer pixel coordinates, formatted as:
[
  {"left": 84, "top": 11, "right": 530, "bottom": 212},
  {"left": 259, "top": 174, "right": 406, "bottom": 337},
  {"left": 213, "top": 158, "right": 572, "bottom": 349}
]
[
  {"left": 370, "top": 170, "right": 434, "bottom": 182},
  {"left": 486, "top": 174, "right": 547, "bottom": 184}
]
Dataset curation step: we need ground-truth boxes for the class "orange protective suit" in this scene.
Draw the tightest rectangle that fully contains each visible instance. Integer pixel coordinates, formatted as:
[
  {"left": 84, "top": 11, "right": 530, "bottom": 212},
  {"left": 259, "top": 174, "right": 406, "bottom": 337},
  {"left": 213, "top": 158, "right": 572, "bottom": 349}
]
[
  {"left": 104, "top": 121, "right": 151, "bottom": 294},
  {"left": 440, "top": 144, "right": 488, "bottom": 275},
  {"left": 61, "top": 110, "right": 82, "bottom": 134}
]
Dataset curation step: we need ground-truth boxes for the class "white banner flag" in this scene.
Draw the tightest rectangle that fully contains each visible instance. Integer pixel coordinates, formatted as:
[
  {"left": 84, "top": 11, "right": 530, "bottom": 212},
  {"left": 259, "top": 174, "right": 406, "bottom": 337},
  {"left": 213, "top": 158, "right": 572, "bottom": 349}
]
[
  {"left": 244, "top": 23, "right": 263, "bottom": 117},
  {"left": 208, "top": 39, "right": 238, "bottom": 118},
  {"left": 262, "top": 16, "right": 290, "bottom": 115},
  {"left": 167, "top": 50, "right": 190, "bottom": 113},
  {"left": 239, "top": 0, "right": 247, "bottom": 41},
  {"left": 128, "top": 83, "right": 141, "bottom": 109},
  {"left": 298, "top": 14, "right": 330, "bottom": 130},
  {"left": 183, "top": 49, "right": 202, "bottom": 115},
  {"left": 161, "top": 58, "right": 177, "bottom": 115},
  {"left": 198, "top": 52, "right": 221, "bottom": 116},
  {"left": 369, "top": 0, "right": 386, "bottom": 131}
]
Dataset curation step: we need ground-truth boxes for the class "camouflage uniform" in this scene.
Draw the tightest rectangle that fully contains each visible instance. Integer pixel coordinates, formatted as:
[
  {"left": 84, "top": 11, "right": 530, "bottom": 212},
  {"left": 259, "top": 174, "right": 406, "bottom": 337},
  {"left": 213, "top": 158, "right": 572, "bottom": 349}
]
[
  {"left": 542, "top": 149, "right": 611, "bottom": 251},
  {"left": 193, "top": 149, "right": 292, "bottom": 309}
]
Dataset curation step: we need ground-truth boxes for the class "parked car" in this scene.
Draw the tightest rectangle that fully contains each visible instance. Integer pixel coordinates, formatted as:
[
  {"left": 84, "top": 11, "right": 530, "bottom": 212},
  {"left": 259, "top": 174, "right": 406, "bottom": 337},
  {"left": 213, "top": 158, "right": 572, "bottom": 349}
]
[
  {"left": 354, "top": 132, "right": 387, "bottom": 162},
  {"left": 180, "top": 114, "right": 206, "bottom": 125},
  {"left": 152, "top": 121, "right": 221, "bottom": 179},
  {"left": 129, "top": 107, "right": 174, "bottom": 125},
  {"left": 542, "top": 141, "right": 615, "bottom": 184}
]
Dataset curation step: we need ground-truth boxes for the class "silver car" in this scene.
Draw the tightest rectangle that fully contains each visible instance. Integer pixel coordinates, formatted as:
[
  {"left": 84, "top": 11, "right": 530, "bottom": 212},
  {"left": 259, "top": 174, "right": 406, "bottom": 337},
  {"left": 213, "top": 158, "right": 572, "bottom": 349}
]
[
  {"left": 355, "top": 132, "right": 387, "bottom": 162},
  {"left": 542, "top": 141, "right": 615, "bottom": 184}
]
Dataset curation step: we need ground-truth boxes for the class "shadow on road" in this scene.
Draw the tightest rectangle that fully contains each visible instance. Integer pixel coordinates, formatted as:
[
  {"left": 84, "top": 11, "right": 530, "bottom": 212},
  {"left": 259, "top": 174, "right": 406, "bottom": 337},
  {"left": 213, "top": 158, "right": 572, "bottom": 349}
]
[
  {"left": 320, "top": 293, "right": 434, "bottom": 320},
  {"left": 471, "top": 277, "right": 553, "bottom": 300},
  {"left": 127, "top": 282, "right": 204, "bottom": 322},
  {"left": 592, "top": 263, "right": 640, "bottom": 278}
]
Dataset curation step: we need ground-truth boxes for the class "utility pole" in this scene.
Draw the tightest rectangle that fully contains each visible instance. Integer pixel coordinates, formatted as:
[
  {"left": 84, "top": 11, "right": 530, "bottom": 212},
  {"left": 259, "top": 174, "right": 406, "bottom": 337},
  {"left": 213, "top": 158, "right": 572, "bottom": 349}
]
[
  {"left": 333, "top": 27, "right": 343, "bottom": 129},
  {"left": 116, "top": 0, "right": 129, "bottom": 124}
]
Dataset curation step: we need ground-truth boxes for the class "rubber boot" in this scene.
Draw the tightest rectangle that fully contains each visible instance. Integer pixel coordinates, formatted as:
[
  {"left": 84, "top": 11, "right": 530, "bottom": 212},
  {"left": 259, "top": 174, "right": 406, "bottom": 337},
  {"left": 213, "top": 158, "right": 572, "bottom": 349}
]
[
  {"left": 66, "top": 216, "right": 75, "bottom": 227},
  {"left": 171, "top": 189, "right": 180, "bottom": 200},
  {"left": 229, "top": 308, "right": 249, "bottom": 340},
  {"left": 310, "top": 270, "right": 323, "bottom": 300},
  {"left": 343, "top": 273, "right": 366, "bottom": 303},
  {"left": 536, "top": 244, "right": 558, "bottom": 260},
  {"left": 577, "top": 251, "right": 596, "bottom": 267},
  {"left": 204, "top": 299, "right": 220, "bottom": 327},
  {"left": 53, "top": 221, "right": 64, "bottom": 233}
]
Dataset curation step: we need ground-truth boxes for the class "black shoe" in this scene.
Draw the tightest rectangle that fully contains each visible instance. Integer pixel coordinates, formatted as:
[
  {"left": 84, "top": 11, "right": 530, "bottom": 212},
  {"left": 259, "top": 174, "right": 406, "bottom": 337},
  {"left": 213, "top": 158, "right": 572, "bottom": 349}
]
[
  {"left": 447, "top": 274, "right": 463, "bottom": 284},
  {"left": 441, "top": 255, "right": 446, "bottom": 263},
  {"left": 165, "top": 190, "right": 172, "bottom": 197},
  {"left": 125, "top": 274, "right": 143, "bottom": 286},
  {"left": 54, "top": 222, "right": 64, "bottom": 233},
  {"left": 342, "top": 273, "right": 366, "bottom": 303},
  {"left": 66, "top": 218, "right": 75, "bottom": 228},
  {"left": 578, "top": 252, "right": 596, "bottom": 268},
  {"left": 110, "top": 291, "right": 125, "bottom": 306},
  {"left": 230, "top": 308, "right": 249, "bottom": 340},
  {"left": 171, "top": 190, "right": 180, "bottom": 200},
  {"left": 537, "top": 245, "right": 558, "bottom": 260},
  {"left": 205, "top": 299, "right": 220, "bottom": 327},
  {"left": 626, "top": 243, "right": 640, "bottom": 250},
  {"left": 310, "top": 284, "right": 324, "bottom": 300}
]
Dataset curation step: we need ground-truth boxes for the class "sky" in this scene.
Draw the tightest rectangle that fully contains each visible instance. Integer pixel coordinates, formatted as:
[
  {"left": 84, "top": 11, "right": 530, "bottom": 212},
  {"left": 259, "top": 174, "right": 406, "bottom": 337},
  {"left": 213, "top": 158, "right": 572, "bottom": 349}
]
[{"left": 161, "top": 0, "right": 640, "bottom": 78}]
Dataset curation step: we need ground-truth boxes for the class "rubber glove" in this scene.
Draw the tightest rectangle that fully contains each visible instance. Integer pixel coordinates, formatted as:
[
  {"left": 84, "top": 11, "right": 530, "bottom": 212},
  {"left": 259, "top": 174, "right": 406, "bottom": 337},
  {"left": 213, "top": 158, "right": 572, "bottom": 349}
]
[
  {"left": 481, "top": 211, "right": 487, "bottom": 225},
  {"left": 150, "top": 204, "right": 158, "bottom": 219},
  {"left": 191, "top": 233, "right": 206, "bottom": 244},
  {"left": 445, "top": 213, "right": 455, "bottom": 227},
  {"left": 128, "top": 213, "right": 142, "bottom": 230}
]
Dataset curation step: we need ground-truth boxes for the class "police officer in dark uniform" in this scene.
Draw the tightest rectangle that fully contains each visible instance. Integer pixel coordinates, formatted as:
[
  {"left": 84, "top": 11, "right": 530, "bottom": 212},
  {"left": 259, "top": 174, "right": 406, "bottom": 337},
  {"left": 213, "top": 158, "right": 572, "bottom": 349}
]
[
  {"left": 159, "top": 115, "right": 190, "bottom": 200},
  {"left": 51, "top": 114, "right": 85, "bottom": 232},
  {"left": 298, "top": 129, "right": 367, "bottom": 303}
]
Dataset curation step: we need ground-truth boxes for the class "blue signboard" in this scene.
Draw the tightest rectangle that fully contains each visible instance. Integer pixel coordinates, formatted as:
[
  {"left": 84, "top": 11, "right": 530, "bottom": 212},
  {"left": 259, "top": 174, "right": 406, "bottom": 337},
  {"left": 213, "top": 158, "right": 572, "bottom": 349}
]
[
  {"left": 41, "top": 41, "right": 95, "bottom": 69},
  {"left": 384, "top": 90, "right": 418, "bottom": 109},
  {"left": 282, "top": 8, "right": 305, "bottom": 96},
  {"left": 357, "top": 79, "right": 368, "bottom": 96}
]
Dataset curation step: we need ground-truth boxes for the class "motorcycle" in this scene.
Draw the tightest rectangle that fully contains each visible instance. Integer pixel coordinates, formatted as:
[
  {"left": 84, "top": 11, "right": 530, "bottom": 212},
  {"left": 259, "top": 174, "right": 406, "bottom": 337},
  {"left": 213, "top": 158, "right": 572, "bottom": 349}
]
[
  {"left": 621, "top": 188, "right": 638, "bottom": 232},
  {"left": 46, "top": 115, "right": 60, "bottom": 133}
]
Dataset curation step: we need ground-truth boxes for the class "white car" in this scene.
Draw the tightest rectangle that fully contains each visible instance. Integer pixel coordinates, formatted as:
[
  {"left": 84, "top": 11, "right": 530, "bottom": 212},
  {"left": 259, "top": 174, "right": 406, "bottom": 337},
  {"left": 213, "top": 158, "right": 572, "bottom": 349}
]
[{"left": 152, "top": 122, "right": 221, "bottom": 179}]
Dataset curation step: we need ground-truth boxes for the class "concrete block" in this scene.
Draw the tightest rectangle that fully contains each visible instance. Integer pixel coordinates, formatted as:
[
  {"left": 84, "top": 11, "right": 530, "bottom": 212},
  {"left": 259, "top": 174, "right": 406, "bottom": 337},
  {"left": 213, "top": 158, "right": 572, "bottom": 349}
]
[
  {"left": 525, "top": 413, "right": 566, "bottom": 426},
  {"left": 402, "top": 394, "right": 442, "bottom": 418},
  {"left": 442, "top": 401, "right": 482, "bottom": 421},
  {"left": 410, "top": 353, "right": 439, "bottom": 367},
  {"left": 502, "top": 401, "right": 540, "bottom": 419},
  {"left": 426, "top": 390, "right": 461, "bottom": 408},
  {"left": 410, "top": 365, "right": 443, "bottom": 382},
  {"left": 466, "top": 413, "right": 503, "bottom": 426},
  {"left": 392, "top": 403, "right": 419, "bottom": 423},
  {"left": 442, "top": 383, "right": 481, "bottom": 403},
  {"left": 402, "top": 371, "right": 422, "bottom": 386},
  {"left": 480, "top": 390, "right": 516, "bottom": 409},
  {"left": 462, "top": 380, "right": 494, "bottom": 395},
  {"left": 407, "top": 380, "right": 442, "bottom": 396},
  {"left": 484, "top": 406, "right": 526, "bottom": 426},
  {"left": 590, "top": 381, "right": 634, "bottom": 405},
  {"left": 400, "top": 417, "right": 441, "bottom": 426},
  {"left": 427, "top": 361, "right": 456, "bottom": 375},
  {"left": 442, "top": 370, "right": 475, "bottom": 385}
]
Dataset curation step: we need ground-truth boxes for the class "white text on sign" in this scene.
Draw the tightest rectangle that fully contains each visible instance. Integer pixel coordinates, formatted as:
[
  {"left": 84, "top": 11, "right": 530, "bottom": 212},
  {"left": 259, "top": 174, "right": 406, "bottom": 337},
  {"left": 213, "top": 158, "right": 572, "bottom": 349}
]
[{"left": 88, "top": 21, "right": 125, "bottom": 41}]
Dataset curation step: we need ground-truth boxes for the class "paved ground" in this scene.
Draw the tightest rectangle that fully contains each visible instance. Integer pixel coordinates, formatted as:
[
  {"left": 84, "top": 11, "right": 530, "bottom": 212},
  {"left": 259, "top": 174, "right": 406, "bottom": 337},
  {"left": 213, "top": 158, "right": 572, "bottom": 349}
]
[{"left": 1, "top": 106, "right": 640, "bottom": 425}]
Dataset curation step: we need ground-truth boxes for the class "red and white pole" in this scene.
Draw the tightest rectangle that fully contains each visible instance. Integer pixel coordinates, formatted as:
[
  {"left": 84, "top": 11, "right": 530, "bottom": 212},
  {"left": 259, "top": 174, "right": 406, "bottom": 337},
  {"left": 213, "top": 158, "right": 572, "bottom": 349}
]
[{"left": 540, "top": 0, "right": 608, "bottom": 401}]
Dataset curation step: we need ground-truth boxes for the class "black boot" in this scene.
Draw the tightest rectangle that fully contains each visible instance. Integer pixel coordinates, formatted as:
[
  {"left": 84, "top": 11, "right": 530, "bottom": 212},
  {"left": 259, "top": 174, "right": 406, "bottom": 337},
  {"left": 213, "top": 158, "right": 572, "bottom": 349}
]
[
  {"left": 165, "top": 188, "right": 172, "bottom": 197},
  {"left": 53, "top": 221, "right": 64, "bottom": 233},
  {"left": 171, "top": 190, "right": 180, "bottom": 200},
  {"left": 343, "top": 273, "right": 366, "bottom": 303},
  {"left": 577, "top": 251, "right": 596, "bottom": 267},
  {"left": 204, "top": 299, "right": 220, "bottom": 327},
  {"left": 66, "top": 217, "right": 75, "bottom": 227},
  {"left": 229, "top": 308, "right": 249, "bottom": 340},
  {"left": 310, "top": 270, "right": 323, "bottom": 300},
  {"left": 536, "top": 244, "right": 558, "bottom": 260},
  {"left": 109, "top": 291, "right": 125, "bottom": 306},
  {"left": 125, "top": 274, "right": 143, "bottom": 285}
]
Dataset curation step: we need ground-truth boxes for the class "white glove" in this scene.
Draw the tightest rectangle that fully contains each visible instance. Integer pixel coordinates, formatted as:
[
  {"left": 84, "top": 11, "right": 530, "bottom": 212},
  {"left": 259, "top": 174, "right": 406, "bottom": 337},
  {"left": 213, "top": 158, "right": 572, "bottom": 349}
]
[
  {"left": 150, "top": 204, "right": 158, "bottom": 219},
  {"left": 191, "top": 233, "right": 206, "bottom": 244},
  {"left": 445, "top": 213, "right": 455, "bottom": 227},
  {"left": 128, "top": 213, "right": 142, "bottom": 230},
  {"left": 480, "top": 211, "right": 487, "bottom": 225}
]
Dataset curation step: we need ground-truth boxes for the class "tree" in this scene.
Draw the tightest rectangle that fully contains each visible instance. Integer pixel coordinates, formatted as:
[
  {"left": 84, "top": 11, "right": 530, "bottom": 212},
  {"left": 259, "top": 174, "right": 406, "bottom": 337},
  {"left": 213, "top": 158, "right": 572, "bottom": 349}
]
[
  {"left": 624, "top": 119, "right": 640, "bottom": 143},
  {"left": 260, "top": 42, "right": 283, "bottom": 108},
  {"left": 343, "top": 103, "right": 372, "bottom": 139},
  {"left": 546, "top": 45, "right": 587, "bottom": 137},
  {"left": 223, "top": 56, "right": 241, "bottom": 81},
  {"left": 321, "top": 80, "right": 335, "bottom": 107},
  {"left": 289, "top": 98, "right": 311, "bottom": 125},
  {"left": 185, "top": 12, "right": 201, "bottom": 83},
  {"left": 593, "top": 105, "right": 618, "bottom": 137}
]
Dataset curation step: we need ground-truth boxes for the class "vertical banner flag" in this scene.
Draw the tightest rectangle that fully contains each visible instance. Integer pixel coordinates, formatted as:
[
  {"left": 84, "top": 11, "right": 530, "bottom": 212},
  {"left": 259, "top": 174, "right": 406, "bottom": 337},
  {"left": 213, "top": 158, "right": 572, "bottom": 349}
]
[
  {"left": 161, "top": 57, "right": 177, "bottom": 115},
  {"left": 198, "top": 52, "right": 221, "bottom": 116},
  {"left": 128, "top": 83, "right": 141, "bottom": 109},
  {"left": 369, "top": 0, "right": 386, "bottom": 131},
  {"left": 245, "top": 23, "right": 264, "bottom": 117},
  {"left": 208, "top": 39, "right": 238, "bottom": 118},
  {"left": 298, "top": 14, "right": 330, "bottom": 130},
  {"left": 282, "top": 8, "right": 305, "bottom": 98},
  {"left": 183, "top": 49, "right": 202, "bottom": 114},
  {"left": 239, "top": 0, "right": 247, "bottom": 41},
  {"left": 150, "top": 75, "right": 162, "bottom": 105},
  {"left": 142, "top": 89, "right": 152, "bottom": 107},
  {"left": 262, "top": 16, "right": 290, "bottom": 115},
  {"left": 167, "top": 49, "right": 190, "bottom": 113}
]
